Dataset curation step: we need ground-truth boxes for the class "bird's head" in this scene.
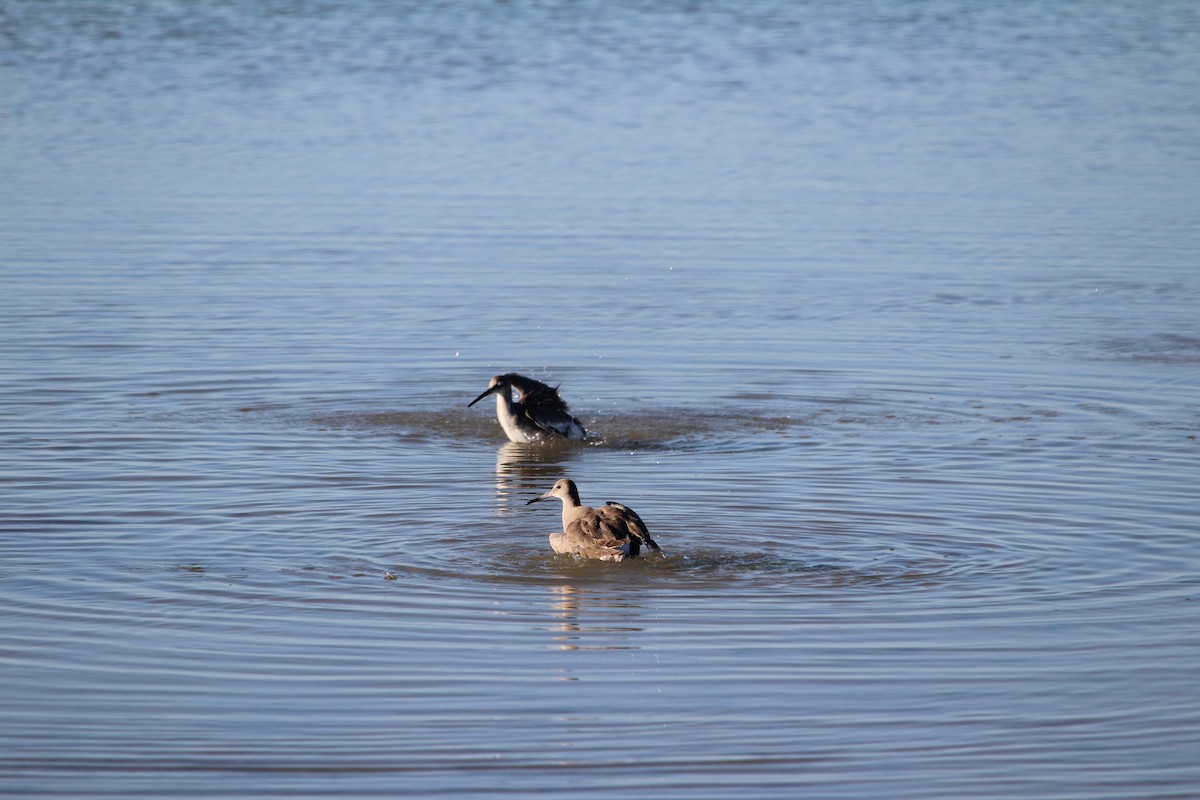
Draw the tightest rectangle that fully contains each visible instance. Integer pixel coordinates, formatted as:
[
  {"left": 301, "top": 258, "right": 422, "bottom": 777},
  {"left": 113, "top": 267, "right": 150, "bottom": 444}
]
[
  {"left": 468, "top": 375, "right": 511, "bottom": 407},
  {"left": 526, "top": 478, "right": 580, "bottom": 506}
]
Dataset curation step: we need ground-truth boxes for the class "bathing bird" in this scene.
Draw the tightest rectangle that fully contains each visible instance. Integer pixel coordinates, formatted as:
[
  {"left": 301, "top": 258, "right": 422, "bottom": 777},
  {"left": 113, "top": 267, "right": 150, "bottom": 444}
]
[
  {"left": 526, "top": 478, "right": 661, "bottom": 561},
  {"left": 468, "top": 373, "right": 587, "bottom": 443}
]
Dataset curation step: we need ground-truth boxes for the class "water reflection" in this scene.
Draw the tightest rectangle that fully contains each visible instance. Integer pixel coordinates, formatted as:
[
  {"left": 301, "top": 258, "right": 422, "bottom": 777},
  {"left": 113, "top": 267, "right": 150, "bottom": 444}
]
[
  {"left": 548, "top": 584, "right": 643, "bottom": 653},
  {"left": 492, "top": 441, "right": 578, "bottom": 513}
]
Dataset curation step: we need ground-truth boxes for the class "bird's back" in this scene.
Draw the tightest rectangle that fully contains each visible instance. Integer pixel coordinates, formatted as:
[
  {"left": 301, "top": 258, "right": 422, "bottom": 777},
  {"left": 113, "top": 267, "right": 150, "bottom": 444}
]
[
  {"left": 564, "top": 503, "right": 660, "bottom": 559},
  {"left": 507, "top": 374, "right": 587, "bottom": 440},
  {"left": 505, "top": 374, "right": 571, "bottom": 413}
]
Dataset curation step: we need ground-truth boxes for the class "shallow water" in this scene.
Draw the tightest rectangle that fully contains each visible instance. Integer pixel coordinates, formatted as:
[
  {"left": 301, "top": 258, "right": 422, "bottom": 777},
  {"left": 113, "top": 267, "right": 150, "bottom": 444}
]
[{"left": 2, "top": 1, "right": 1199, "bottom": 798}]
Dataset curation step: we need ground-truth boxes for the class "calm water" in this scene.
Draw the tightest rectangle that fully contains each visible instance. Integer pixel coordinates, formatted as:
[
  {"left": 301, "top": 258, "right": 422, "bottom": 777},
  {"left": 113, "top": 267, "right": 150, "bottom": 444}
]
[{"left": 2, "top": 1, "right": 1199, "bottom": 797}]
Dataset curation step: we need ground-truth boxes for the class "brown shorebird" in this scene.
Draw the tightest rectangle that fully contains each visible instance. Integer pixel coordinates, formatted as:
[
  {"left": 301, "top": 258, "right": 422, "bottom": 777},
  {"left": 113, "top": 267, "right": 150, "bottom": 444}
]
[
  {"left": 526, "top": 478, "right": 661, "bottom": 561},
  {"left": 468, "top": 373, "right": 587, "bottom": 442}
]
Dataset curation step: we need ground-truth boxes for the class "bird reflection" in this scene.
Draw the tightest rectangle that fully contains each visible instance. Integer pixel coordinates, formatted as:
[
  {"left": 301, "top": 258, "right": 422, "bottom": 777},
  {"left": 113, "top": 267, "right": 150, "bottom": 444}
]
[
  {"left": 492, "top": 441, "right": 577, "bottom": 514},
  {"left": 549, "top": 584, "right": 643, "bottom": 653}
]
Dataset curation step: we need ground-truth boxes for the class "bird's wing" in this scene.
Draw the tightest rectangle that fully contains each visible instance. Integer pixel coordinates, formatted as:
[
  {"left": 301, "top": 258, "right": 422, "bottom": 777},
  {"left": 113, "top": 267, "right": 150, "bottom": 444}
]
[
  {"left": 506, "top": 375, "right": 586, "bottom": 439},
  {"left": 566, "top": 512, "right": 631, "bottom": 559},
  {"left": 603, "top": 502, "right": 661, "bottom": 553},
  {"left": 522, "top": 405, "right": 586, "bottom": 439}
]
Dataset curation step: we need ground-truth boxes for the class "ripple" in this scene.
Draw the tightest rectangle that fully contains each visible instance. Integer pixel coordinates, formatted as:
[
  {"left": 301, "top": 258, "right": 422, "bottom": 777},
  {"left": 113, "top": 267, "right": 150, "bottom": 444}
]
[
  {"left": 308, "top": 406, "right": 804, "bottom": 453},
  {"left": 1072, "top": 333, "right": 1200, "bottom": 365}
]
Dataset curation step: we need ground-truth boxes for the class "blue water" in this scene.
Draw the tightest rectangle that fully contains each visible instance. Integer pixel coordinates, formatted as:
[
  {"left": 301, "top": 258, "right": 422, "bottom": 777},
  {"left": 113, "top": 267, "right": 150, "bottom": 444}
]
[{"left": 2, "top": 2, "right": 1199, "bottom": 797}]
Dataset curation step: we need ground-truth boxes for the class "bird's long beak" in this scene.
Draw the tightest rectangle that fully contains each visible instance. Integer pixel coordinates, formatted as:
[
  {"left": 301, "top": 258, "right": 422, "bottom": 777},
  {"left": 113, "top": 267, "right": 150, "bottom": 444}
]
[
  {"left": 526, "top": 491, "right": 552, "bottom": 505},
  {"left": 468, "top": 385, "right": 497, "bottom": 407}
]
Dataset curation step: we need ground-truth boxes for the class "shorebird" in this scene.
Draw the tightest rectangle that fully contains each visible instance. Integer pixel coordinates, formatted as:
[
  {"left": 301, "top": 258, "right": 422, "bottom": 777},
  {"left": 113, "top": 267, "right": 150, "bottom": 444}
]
[
  {"left": 468, "top": 373, "right": 587, "bottom": 443},
  {"left": 526, "top": 478, "right": 661, "bottom": 561}
]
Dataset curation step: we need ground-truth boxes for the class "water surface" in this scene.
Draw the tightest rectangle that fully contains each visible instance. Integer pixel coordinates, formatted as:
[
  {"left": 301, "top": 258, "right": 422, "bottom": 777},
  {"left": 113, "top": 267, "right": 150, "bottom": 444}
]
[{"left": 2, "top": 2, "right": 1199, "bottom": 798}]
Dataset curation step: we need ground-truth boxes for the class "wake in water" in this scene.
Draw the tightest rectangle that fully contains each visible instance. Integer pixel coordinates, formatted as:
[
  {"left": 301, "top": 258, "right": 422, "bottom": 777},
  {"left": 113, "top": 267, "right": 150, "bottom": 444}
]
[{"left": 311, "top": 405, "right": 804, "bottom": 452}]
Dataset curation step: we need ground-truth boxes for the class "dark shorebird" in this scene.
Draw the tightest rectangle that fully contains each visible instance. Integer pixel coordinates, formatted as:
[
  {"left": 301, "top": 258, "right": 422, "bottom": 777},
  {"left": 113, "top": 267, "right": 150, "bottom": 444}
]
[
  {"left": 526, "top": 478, "right": 661, "bottom": 561},
  {"left": 468, "top": 373, "right": 587, "bottom": 443}
]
